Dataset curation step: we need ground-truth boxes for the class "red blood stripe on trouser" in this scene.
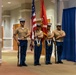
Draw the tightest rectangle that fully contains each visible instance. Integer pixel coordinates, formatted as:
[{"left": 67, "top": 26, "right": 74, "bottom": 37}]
[{"left": 18, "top": 46, "right": 21, "bottom": 64}]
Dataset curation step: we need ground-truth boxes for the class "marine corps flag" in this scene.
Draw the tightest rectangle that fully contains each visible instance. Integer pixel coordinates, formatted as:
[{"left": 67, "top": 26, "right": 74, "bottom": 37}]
[{"left": 40, "top": 0, "right": 48, "bottom": 35}]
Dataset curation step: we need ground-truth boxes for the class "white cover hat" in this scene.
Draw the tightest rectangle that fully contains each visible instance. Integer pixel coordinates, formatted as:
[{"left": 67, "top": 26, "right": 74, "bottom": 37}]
[
  {"left": 19, "top": 18, "right": 25, "bottom": 22},
  {"left": 56, "top": 23, "right": 61, "bottom": 26}
]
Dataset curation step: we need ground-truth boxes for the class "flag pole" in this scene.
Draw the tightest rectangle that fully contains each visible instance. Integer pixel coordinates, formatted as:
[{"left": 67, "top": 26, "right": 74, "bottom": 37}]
[{"left": 40, "top": 0, "right": 48, "bottom": 55}]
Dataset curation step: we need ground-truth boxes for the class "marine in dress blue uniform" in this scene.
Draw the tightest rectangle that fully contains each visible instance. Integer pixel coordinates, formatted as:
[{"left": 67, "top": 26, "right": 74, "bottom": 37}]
[
  {"left": 34, "top": 24, "right": 43, "bottom": 66},
  {"left": 13, "top": 18, "right": 30, "bottom": 67},
  {"left": 45, "top": 23, "right": 53, "bottom": 65},
  {"left": 52, "top": 23, "right": 66, "bottom": 64}
]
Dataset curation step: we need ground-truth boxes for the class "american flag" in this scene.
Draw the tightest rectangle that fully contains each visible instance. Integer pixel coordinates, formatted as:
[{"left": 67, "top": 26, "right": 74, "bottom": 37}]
[
  {"left": 30, "top": 0, "right": 37, "bottom": 51},
  {"left": 31, "top": 0, "right": 37, "bottom": 40}
]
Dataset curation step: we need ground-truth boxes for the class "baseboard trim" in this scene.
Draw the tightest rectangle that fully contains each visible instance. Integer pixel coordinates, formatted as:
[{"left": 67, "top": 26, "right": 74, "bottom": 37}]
[{"left": 2, "top": 47, "right": 13, "bottom": 50}]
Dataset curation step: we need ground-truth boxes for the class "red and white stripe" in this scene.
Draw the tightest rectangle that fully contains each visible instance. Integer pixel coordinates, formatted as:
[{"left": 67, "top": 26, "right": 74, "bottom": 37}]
[{"left": 31, "top": 12, "right": 37, "bottom": 39}]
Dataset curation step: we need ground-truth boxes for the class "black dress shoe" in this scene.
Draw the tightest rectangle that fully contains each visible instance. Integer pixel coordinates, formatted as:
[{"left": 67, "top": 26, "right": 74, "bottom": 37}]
[
  {"left": 59, "top": 61, "right": 63, "bottom": 64},
  {"left": 34, "top": 64, "right": 37, "bottom": 66},
  {"left": 17, "top": 64, "right": 23, "bottom": 67},
  {"left": 34, "top": 63, "right": 41, "bottom": 66},
  {"left": 23, "top": 64, "right": 28, "bottom": 66},
  {"left": 37, "top": 63, "right": 41, "bottom": 66},
  {"left": 55, "top": 62, "right": 59, "bottom": 64},
  {"left": 45, "top": 63, "right": 49, "bottom": 65},
  {"left": 48, "top": 62, "right": 52, "bottom": 64},
  {"left": 45, "top": 62, "right": 50, "bottom": 65},
  {"left": 46, "top": 62, "right": 52, "bottom": 65}
]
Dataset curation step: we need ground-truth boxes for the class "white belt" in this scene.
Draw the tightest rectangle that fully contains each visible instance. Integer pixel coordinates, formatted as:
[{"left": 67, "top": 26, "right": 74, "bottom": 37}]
[
  {"left": 56, "top": 40, "right": 63, "bottom": 42},
  {"left": 18, "top": 38, "right": 27, "bottom": 40}
]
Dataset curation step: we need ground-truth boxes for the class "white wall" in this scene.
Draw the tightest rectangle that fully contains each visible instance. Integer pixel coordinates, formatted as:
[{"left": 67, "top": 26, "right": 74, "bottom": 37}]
[
  {"left": 3, "top": 17, "right": 12, "bottom": 49},
  {"left": 68, "top": 0, "right": 76, "bottom": 8},
  {"left": 10, "top": 8, "right": 21, "bottom": 28},
  {"left": 4, "top": 17, "right": 11, "bottom": 37},
  {"left": 45, "top": 0, "right": 55, "bottom": 31},
  {"left": 62, "top": 0, "right": 76, "bottom": 9}
]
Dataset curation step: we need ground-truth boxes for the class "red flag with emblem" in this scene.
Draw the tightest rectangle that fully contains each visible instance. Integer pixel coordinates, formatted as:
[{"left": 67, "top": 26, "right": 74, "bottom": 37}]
[{"left": 40, "top": 0, "right": 48, "bottom": 35}]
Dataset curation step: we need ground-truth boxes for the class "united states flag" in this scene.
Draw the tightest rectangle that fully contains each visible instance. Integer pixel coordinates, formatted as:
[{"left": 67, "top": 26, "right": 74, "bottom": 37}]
[
  {"left": 30, "top": 0, "right": 37, "bottom": 51},
  {"left": 31, "top": 0, "right": 37, "bottom": 40}
]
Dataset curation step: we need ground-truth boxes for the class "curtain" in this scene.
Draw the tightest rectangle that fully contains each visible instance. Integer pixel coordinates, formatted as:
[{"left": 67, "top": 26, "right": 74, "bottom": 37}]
[{"left": 62, "top": 7, "right": 76, "bottom": 62}]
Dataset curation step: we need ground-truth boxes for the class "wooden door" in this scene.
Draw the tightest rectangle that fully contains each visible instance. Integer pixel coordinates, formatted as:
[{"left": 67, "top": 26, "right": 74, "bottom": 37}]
[
  {"left": 0, "top": 26, "right": 3, "bottom": 48},
  {"left": 13, "top": 24, "right": 20, "bottom": 50}
]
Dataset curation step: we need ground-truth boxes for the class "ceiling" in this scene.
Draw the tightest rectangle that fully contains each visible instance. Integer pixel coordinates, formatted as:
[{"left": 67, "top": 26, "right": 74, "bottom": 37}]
[
  {"left": 2, "top": 0, "right": 56, "bottom": 11},
  {"left": 2, "top": 0, "right": 38, "bottom": 10},
  {"left": 2, "top": 0, "right": 69, "bottom": 11}
]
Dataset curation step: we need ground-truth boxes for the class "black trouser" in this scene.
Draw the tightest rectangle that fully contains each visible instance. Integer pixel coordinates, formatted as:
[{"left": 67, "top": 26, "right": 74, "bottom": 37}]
[
  {"left": 55, "top": 42, "right": 63, "bottom": 62},
  {"left": 45, "top": 41, "right": 53, "bottom": 64},
  {"left": 18, "top": 40, "right": 27, "bottom": 65},
  {"left": 34, "top": 41, "right": 42, "bottom": 65}
]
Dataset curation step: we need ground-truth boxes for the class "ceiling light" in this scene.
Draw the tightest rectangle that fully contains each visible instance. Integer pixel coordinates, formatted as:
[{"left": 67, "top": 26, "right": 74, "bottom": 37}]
[{"left": 8, "top": 2, "right": 11, "bottom": 4}]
